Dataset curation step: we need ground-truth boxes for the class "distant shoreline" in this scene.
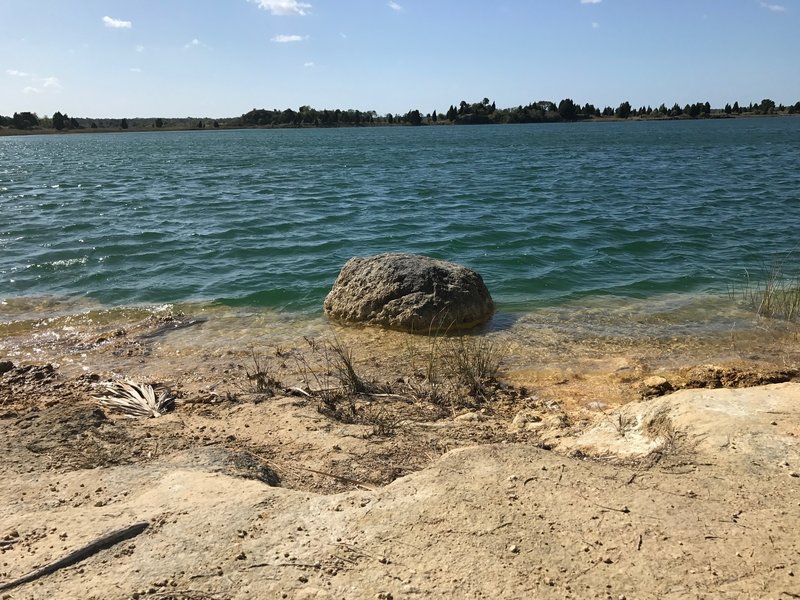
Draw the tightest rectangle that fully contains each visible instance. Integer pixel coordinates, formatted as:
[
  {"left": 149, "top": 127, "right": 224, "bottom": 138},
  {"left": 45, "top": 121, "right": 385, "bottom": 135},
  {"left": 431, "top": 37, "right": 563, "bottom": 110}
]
[{"left": 1, "top": 112, "right": 797, "bottom": 138}]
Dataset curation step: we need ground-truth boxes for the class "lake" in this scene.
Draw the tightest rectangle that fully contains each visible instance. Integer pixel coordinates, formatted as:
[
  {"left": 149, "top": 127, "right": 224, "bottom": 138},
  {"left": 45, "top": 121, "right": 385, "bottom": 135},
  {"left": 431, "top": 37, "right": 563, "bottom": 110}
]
[{"left": 2, "top": 118, "right": 799, "bottom": 368}]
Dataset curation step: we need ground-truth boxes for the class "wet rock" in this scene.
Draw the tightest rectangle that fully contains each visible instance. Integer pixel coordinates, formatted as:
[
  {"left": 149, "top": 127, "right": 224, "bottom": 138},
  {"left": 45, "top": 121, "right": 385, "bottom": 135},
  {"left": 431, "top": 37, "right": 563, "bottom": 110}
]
[
  {"left": 682, "top": 365, "right": 797, "bottom": 389},
  {"left": 324, "top": 253, "right": 494, "bottom": 332}
]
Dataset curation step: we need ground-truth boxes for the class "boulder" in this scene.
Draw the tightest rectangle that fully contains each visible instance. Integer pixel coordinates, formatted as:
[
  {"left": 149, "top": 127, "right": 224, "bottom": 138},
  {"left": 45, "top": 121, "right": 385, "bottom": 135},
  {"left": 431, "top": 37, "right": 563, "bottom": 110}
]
[{"left": 324, "top": 253, "right": 494, "bottom": 332}]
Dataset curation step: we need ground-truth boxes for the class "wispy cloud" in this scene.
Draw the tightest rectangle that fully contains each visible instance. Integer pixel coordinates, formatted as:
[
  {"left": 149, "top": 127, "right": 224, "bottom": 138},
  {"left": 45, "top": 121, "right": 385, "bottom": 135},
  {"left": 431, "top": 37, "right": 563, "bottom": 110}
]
[
  {"left": 388, "top": 1, "right": 403, "bottom": 11},
  {"left": 135, "top": 45, "right": 145, "bottom": 53},
  {"left": 7, "top": 69, "right": 61, "bottom": 92},
  {"left": 592, "top": 21, "right": 600, "bottom": 28},
  {"left": 581, "top": 0, "right": 602, "bottom": 4},
  {"left": 760, "top": 1, "right": 785, "bottom": 11},
  {"left": 271, "top": 34, "right": 306, "bottom": 42},
  {"left": 103, "top": 15, "right": 132, "bottom": 29},
  {"left": 129, "top": 67, "right": 142, "bottom": 73},
  {"left": 250, "top": 0, "right": 311, "bottom": 16},
  {"left": 184, "top": 38, "right": 201, "bottom": 49},
  {"left": 304, "top": 61, "right": 314, "bottom": 67},
  {"left": 41, "top": 76, "right": 61, "bottom": 89}
]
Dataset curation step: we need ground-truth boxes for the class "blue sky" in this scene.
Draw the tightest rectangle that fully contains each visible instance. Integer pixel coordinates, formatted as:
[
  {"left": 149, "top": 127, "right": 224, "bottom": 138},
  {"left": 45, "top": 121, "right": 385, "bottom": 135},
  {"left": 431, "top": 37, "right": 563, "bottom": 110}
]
[{"left": 2, "top": 0, "right": 798, "bottom": 118}]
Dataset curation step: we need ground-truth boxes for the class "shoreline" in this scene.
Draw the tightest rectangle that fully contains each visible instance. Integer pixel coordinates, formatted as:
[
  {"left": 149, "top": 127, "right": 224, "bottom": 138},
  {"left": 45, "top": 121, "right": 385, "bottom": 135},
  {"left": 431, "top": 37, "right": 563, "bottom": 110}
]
[
  {"left": 2, "top": 292, "right": 798, "bottom": 412},
  {"left": 2, "top": 112, "right": 797, "bottom": 138}
]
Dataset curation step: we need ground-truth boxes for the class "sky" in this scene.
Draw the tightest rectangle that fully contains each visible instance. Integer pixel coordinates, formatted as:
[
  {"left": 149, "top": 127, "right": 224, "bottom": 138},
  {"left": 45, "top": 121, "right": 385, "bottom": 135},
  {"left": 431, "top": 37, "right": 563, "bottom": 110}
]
[{"left": 2, "top": 0, "right": 799, "bottom": 118}]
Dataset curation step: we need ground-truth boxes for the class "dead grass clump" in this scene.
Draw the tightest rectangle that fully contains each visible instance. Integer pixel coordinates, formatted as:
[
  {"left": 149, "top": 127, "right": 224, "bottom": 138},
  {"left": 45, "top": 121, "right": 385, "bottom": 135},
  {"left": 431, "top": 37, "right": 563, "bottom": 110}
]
[
  {"left": 244, "top": 348, "right": 282, "bottom": 396},
  {"left": 643, "top": 406, "right": 688, "bottom": 458}
]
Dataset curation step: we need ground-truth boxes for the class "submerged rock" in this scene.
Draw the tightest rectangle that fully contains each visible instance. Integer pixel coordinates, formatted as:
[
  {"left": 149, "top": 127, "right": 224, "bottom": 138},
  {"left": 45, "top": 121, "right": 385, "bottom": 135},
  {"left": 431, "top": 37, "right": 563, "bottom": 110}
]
[{"left": 324, "top": 253, "right": 494, "bottom": 332}]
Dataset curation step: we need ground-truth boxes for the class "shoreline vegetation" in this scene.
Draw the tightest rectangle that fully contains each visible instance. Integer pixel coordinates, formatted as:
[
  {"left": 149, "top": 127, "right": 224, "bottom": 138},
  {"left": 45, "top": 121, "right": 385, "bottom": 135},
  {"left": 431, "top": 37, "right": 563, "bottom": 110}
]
[{"left": 2, "top": 97, "right": 799, "bottom": 136}]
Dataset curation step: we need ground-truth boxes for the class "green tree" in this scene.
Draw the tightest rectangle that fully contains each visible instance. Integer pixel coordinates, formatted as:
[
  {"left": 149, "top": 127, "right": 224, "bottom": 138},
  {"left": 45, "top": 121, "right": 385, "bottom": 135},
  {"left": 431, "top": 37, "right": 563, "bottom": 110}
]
[
  {"left": 155, "top": 118, "right": 164, "bottom": 128},
  {"left": 759, "top": 98, "right": 776, "bottom": 114},
  {"left": 615, "top": 101, "right": 632, "bottom": 119},
  {"left": 120, "top": 118, "right": 129, "bottom": 129},
  {"left": 53, "top": 111, "right": 65, "bottom": 130},
  {"left": 557, "top": 98, "right": 578, "bottom": 121},
  {"left": 405, "top": 109, "right": 422, "bottom": 125},
  {"left": 12, "top": 111, "right": 39, "bottom": 129}
]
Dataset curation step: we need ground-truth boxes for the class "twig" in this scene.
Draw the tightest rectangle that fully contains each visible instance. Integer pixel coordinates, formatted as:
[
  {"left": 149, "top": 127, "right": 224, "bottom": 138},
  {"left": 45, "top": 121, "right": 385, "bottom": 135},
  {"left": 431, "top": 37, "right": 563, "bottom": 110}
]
[
  {"left": 0, "top": 521, "right": 149, "bottom": 592},
  {"left": 247, "top": 562, "right": 321, "bottom": 569},
  {"left": 298, "top": 467, "right": 376, "bottom": 491}
]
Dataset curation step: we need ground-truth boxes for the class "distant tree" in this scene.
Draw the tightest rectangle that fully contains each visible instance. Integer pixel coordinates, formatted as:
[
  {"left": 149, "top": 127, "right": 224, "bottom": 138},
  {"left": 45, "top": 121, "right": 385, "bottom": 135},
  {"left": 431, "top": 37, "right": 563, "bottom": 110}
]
[
  {"left": 213, "top": 120, "right": 219, "bottom": 128},
  {"left": 405, "top": 109, "right": 422, "bottom": 125},
  {"left": 431, "top": 110, "right": 438, "bottom": 122},
  {"left": 90, "top": 122, "right": 98, "bottom": 128},
  {"left": 615, "top": 101, "right": 632, "bottom": 119},
  {"left": 724, "top": 103, "right": 732, "bottom": 115},
  {"left": 602, "top": 106, "right": 614, "bottom": 117},
  {"left": 759, "top": 98, "right": 776, "bottom": 114},
  {"left": 197, "top": 120, "right": 204, "bottom": 128},
  {"left": 120, "top": 118, "right": 129, "bottom": 129},
  {"left": 445, "top": 105, "right": 457, "bottom": 121},
  {"left": 670, "top": 103, "right": 683, "bottom": 116},
  {"left": 53, "top": 111, "right": 65, "bottom": 130},
  {"left": 557, "top": 98, "right": 578, "bottom": 121},
  {"left": 733, "top": 101, "right": 740, "bottom": 114},
  {"left": 155, "top": 118, "right": 164, "bottom": 128},
  {"left": 702, "top": 101, "right": 711, "bottom": 117},
  {"left": 688, "top": 103, "right": 701, "bottom": 118},
  {"left": 13, "top": 112, "right": 39, "bottom": 129}
]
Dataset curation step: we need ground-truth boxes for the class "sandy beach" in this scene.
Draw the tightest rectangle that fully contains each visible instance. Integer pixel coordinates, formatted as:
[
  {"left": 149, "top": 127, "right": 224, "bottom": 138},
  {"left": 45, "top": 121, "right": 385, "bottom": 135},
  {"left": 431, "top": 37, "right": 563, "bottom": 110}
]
[{"left": 1, "top": 304, "right": 799, "bottom": 598}]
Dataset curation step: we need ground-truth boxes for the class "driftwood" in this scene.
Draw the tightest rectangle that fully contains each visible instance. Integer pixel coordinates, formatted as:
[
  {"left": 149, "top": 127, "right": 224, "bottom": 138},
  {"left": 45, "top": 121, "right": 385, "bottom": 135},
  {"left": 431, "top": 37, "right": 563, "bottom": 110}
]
[{"left": 0, "top": 520, "right": 149, "bottom": 592}]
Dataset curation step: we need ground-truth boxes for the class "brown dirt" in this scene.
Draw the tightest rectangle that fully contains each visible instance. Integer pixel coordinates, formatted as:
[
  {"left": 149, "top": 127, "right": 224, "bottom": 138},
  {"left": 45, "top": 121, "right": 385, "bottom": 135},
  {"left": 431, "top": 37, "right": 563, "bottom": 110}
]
[{"left": 1, "top": 314, "right": 800, "bottom": 599}]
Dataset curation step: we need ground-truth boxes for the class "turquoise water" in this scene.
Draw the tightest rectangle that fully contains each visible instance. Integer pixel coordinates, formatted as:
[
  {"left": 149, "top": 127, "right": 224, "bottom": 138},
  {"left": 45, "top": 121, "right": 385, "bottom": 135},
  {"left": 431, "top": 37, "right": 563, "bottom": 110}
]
[{"left": 2, "top": 118, "right": 799, "bottom": 322}]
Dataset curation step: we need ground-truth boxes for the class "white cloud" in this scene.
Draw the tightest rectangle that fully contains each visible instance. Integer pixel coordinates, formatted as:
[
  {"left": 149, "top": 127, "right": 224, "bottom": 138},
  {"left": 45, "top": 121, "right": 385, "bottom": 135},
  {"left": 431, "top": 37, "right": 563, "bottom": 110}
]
[
  {"left": 271, "top": 34, "right": 306, "bottom": 42},
  {"left": 9, "top": 70, "right": 62, "bottom": 93},
  {"left": 41, "top": 76, "right": 61, "bottom": 89},
  {"left": 388, "top": 1, "right": 403, "bottom": 11},
  {"left": 129, "top": 67, "right": 142, "bottom": 73},
  {"left": 250, "top": 0, "right": 311, "bottom": 16},
  {"left": 103, "top": 15, "right": 132, "bottom": 29},
  {"left": 581, "top": 0, "right": 602, "bottom": 3},
  {"left": 135, "top": 45, "right": 145, "bottom": 53},
  {"left": 184, "top": 38, "right": 201, "bottom": 48},
  {"left": 760, "top": 1, "right": 785, "bottom": 10},
  {"left": 304, "top": 61, "right": 314, "bottom": 67}
]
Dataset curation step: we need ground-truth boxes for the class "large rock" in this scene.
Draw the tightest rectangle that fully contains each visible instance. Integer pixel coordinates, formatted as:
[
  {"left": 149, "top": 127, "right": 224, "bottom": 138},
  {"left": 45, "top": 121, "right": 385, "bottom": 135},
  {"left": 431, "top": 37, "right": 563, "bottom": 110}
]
[{"left": 324, "top": 253, "right": 494, "bottom": 332}]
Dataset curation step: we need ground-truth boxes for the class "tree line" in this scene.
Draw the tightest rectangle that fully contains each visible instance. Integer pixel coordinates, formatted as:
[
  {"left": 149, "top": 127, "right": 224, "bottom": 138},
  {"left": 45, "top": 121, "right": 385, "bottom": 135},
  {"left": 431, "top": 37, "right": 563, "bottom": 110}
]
[{"left": 2, "top": 97, "right": 799, "bottom": 133}]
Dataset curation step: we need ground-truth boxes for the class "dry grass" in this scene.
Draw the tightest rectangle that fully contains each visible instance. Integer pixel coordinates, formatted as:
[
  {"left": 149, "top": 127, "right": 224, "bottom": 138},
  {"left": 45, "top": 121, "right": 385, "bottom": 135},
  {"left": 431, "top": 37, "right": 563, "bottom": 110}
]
[{"left": 731, "top": 256, "right": 800, "bottom": 322}]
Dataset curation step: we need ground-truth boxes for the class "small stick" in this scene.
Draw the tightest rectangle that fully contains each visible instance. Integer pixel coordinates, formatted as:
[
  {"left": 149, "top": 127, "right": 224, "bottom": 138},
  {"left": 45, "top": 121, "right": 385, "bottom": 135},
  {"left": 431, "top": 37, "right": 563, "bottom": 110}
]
[
  {"left": 299, "top": 467, "right": 376, "bottom": 491},
  {"left": 0, "top": 521, "right": 149, "bottom": 592}
]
